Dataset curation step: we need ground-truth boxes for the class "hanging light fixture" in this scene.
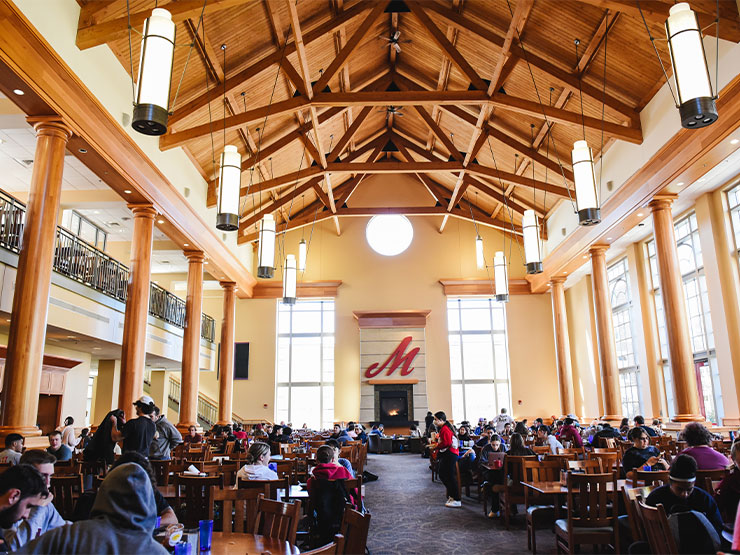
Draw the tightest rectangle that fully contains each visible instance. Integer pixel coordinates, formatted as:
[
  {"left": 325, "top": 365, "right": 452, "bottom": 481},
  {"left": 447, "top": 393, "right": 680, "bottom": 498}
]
[
  {"left": 493, "top": 251, "right": 509, "bottom": 302},
  {"left": 132, "top": 8, "right": 175, "bottom": 136},
  {"left": 257, "top": 214, "right": 276, "bottom": 278},
  {"left": 298, "top": 238, "right": 307, "bottom": 272},
  {"left": 571, "top": 140, "right": 600, "bottom": 226},
  {"left": 665, "top": 3, "right": 717, "bottom": 129},
  {"left": 522, "top": 210, "right": 543, "bottom": 274},
  {"left": 475, "top": 235, "right": 484, "bottom": 269},
  {"left": 282, "top": 254, "right": 297, "bottom": 305},
  {"left": 216, "top": 145, "right": 241, "bottom": 231}
]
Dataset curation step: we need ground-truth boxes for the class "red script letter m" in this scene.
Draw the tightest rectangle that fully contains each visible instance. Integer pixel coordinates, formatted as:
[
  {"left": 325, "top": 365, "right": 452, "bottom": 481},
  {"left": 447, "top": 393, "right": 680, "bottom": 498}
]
[{"left": 364, "top": 336, "right": 420, "bottom": 378}]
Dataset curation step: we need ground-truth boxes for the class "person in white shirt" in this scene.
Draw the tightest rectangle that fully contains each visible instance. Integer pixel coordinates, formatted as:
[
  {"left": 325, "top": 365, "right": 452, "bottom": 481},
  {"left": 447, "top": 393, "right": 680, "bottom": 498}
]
[
  {"left": 234, "top": 442, "right": 277, "bottom": 488},
  {"left": 537, "top": 425, "right": 563, "bottom": 455},
  {"left": 58, "top": 417, "right": 79, "bottom": 450},
  {"left": 494, "top": 408, "right": 515, "bottom": 434},
  {"left": 0, "top": 434, "right": 24, "bottom": 465}
]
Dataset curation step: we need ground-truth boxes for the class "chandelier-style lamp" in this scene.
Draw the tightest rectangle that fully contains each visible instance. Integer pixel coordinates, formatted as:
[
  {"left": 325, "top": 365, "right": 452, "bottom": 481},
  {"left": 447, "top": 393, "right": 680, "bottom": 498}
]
[
  {"left": 665, "top": 2, "right": 718, "bottom": 128},
  {"left": 257, "top": 214, "right": 276, "bottom": 278},
  {"left": 571, "top": 140, "right": 601, "bottom": 226},
  {"left": 216, "top": 145, "right": 241, "bottom": 231},
  {"left": 522, "top": 209, "right": 543, "bottom": 274},
  {"left": 298, "top": 238, "right": 307, "bottom": 272},
  {"left": 493, "top": 251, "right": 509, "bottom": 302},
  {"left": 282, "top": 254, "right": 297, "bottom": 305},
  {"left": 475, "top": 234, "right": 485, "bottom": 270},
  {"left": 132, "top": 8, "right": 175, "bottom": 136}
]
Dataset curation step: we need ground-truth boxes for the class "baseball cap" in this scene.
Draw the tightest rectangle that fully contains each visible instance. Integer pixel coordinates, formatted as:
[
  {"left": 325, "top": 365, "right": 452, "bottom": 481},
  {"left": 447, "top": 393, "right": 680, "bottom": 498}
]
[{"left": 134, "top": 395, "right": 154, "bottom": 406}]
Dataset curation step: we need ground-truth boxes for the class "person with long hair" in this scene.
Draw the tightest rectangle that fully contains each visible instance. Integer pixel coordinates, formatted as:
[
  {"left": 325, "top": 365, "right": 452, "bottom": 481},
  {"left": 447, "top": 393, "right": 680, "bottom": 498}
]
[
  {"left": 507, "top": 433, "right": 535, "bottom": 456},
  {"left": 59, "top": 416, "right": 79, "bottom": 449},
  {"left": 83, "top": 409, "right": 124, "bottom": 465},
  {"left": 433, "top": 411, "right": 461, "bottom": 508},
  {"left": 234, "top": 442, "right": 277, "bottom": 487}
]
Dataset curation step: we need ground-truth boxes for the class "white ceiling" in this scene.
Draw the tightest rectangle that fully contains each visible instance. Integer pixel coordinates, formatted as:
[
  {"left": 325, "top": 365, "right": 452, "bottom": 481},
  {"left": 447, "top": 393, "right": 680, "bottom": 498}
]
[
  {"left": 150, "top": 250, "right": 189, "bottom": 274},
  {"left": 72, "top": 206, "right": 168, "bottom": 243}
]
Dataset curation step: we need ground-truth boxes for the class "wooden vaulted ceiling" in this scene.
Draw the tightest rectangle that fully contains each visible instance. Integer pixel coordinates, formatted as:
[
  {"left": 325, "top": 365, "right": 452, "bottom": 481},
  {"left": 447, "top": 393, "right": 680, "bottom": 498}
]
[{"left": 76, "top": 0, "right": 740, "bottom": 245}]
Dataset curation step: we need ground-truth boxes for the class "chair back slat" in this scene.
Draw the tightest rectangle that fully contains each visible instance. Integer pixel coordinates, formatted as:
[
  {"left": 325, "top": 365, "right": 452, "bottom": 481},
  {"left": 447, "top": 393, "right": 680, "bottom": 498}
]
[
  {"left": 174, "top": 475, "right": 220, "bottom": 528},
  {"left": 567, "top": 459, "right": 603, "bottom": 474},
  {"left": 254, "top": 494, "right": 301, "bottom": 544},
  {"left": 237, "top": 477, "right": 289, "bottom": 500},
  {"left": 302, "top": 534, "right": 345, "bottom": 554},
  {"left": 638, "top": 500, "right": 678, "bottom": 554},
  {"left": 149, "top": 459, "right": 171, "bottom": 486},
  {"left": 522, "top": 459, "right": 561, "bottom": 482},
  {"left": 213, "top": 487, "right": 261, "bottom": 534},
  {"left": 588, "top": 451, "right": 619, "bottom": 472},
  {"left": 567, "top": 472, "right": 616, "bottom": 528},
  {"left": 50, "top": 474, "right": 83, "bottom": 520},
  {"left": 634, "top": 469, "right": 670, "bottom": 486},
  {"left": 339, "top": 504, "right": 371, "bottom": 555}
]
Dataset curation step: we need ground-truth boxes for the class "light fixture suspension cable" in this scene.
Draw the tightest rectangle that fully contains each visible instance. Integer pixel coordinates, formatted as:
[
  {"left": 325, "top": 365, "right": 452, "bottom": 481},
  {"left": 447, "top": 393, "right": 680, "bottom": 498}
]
[
  {"left": 574, "top": 39, "right": 587, "bottom": 141},
  {"left": 636, "top": 0, "right": 679, "bottom": 107},
  {"left": 598, "top": 12, "right": 609, "bottom": 208}
]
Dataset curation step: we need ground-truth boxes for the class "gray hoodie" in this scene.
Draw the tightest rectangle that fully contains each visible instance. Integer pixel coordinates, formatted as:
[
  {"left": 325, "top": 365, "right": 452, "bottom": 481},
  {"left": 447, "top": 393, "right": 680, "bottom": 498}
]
[
  {"left": 17, "top": 463, "right": 168, "bottom": 554},
  {"left": 150, "top": 415, "right": 183, "bottom": 460}
]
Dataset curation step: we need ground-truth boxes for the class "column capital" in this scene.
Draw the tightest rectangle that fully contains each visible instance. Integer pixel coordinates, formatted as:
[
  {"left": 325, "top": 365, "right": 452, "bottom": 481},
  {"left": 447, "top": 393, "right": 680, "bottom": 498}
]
[
  {"left": 127, "top": 204, "right": 157, "bottom": 219},
  {"left": 184, "top": 250, "right": 205, "bottom": 263},
  {"left": 219, "top": 281, "right": 237, "bottom": 291},
  {"left": 549, "top": 277, "right": 567, "bottom": 286},
  {"left": 589, "top": 243, "right": 609, "bottom": 256},
  {"left": 26, "top": 116, "right": 72, "bottom": 140},
  {"left": 648, "top": 194, "right": 679, "bottom": 212}
]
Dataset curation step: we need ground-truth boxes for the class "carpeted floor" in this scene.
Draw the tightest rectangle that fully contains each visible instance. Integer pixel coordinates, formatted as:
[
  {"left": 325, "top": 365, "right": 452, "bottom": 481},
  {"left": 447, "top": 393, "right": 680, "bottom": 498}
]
[{"left": 362, "top": 452, "right": 558, "bottom": 555}]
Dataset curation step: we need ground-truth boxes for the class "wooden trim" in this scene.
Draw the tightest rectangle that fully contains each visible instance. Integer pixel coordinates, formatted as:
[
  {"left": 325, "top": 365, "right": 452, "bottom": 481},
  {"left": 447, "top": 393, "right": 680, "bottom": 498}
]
[
  {"left": 438, "top": 279, "right": 533, "bottom": 296},
  {"left": 367, "top": 379, "right": 419, "bottom": 385},
  {"left": 353, "top": 310, "right": 431, "bottom": 328},
  {"left": 251, "top": 280, "right": 342, "bottom": 299},
  {"left": 0, "top": 346, "right": 82, "bottom": 371}
]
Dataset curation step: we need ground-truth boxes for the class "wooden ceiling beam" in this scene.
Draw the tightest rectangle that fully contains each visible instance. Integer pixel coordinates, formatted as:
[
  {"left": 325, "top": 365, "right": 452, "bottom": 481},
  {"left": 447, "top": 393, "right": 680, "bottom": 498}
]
[
  {"left": 75, "top": 0, "right": 244, "bottom": 50},
  {"left": 413, "top": 105, "right": 464, "bottom": 162},
  {"left": 313, "top": 182, "right": 332, "bottom": 209},
  {"left": 575, "top": 10, "right": 620, "bottom": 77},
  {"left": 407, "top": 2, "right": 488, "bottom": 91},
  {"left": 327, "top": 106, "right": 374, "bottom": 161},
  {"left": 239, "top": 176, "right": 323, "bottom": 228},
  {"left": 241, "top": 166, "right": 323, "bottom": 195},
  {"left": 312, "top": 1, "right": 389, "bottom": 95},
  {"left": 330, "top": 0, "right": 355, "bottom": 153},
  {"left": 239, "top": 209, "right": 335, "bottom": 243},
  {"left": 467, "top": 165, "right": 571, "bottom": 199},
  {"left": 394, "top": 139, "right": 446, "bottom": 205}
]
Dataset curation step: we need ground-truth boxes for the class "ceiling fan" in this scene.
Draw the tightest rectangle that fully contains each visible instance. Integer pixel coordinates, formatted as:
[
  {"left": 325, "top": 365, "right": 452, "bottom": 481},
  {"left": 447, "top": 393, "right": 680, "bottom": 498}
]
[
  {"left": 378, "top": 30, "right": 412, "bottom": 53},
  {"left": 379, "top": 106, "right": 404, "bottom": 120}
]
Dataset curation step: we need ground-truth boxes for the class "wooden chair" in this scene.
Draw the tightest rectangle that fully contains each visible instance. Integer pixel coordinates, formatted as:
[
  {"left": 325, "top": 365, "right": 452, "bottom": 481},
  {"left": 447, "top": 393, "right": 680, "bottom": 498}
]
[
  {"left": 566, "top": 459, "right": 603, "bottom": 474},
  {"left": 557, "top": 447, "right": 586, "bottom": 459},
  {"left": 522, "top": 459, "right": 562, "bottom": 555},
  {"left": 238, "top": 477, "right": 290, "bottom": 500},
  {"left": 588, "top": 451, "right": 618, "bottom": 473},
  {"left": 253, "top": 494, "right": 301, "bottom": 544},
  {"left": 173, "top": 474, "right": 220, "bottom": 528},
  {"left": 637, "top": 501, "right": 678, "bottom": 554},
  {"left": 283, "top": 453, "right": 309, "bottom": 483},
  {"left": 53, "top": 462, "right": 82, "bottom": 475},
  {"left": 303, "top": 534, "right": 345, "bottom": 555},
  {"left": 601, "top": 437, "right": 617, "bottom": 449},
  {"left": 555, "top": 472, "right": 619, "bottom": 554},
  {"left": 544, "top": 453, "right": 578, "bottom": 468},
  {"left": 149, "top": 459, "right": 170, "bottom": 486},
  {"left": 213, "top": 487, "right": 262, "bottom": 533},
  {"left": 532, "top": 445, "right": 551, "bottom": 456},
  {"left": 499, "top": 455, "right": 537, "bottom": 530},
  {"left": 696, "top": 468, "right": 728, "bottom": 486},
  {"left": 622, "top": 485, "right": 654, "bottom": 544},
  {"left": 49, "top": 474, "right": 83, "bottom": 520},
  {"left": 339, "top": 504, "right": 371, "bottom": 555},
  {"left": 220, "top": 461, "right": 239, "bottom": 488},
  {"left": 634, "top": 469, "right": 670, "bottom": 486}
]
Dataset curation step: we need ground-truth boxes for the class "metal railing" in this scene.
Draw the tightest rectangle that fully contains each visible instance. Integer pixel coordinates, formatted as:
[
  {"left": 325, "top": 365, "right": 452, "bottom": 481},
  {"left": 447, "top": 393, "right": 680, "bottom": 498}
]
[
  {"left": 168, "top": 375, "right": 247, "bottom": 429},
  {"left": 0, "top": 189, "right": 216, "bottom": 342}
]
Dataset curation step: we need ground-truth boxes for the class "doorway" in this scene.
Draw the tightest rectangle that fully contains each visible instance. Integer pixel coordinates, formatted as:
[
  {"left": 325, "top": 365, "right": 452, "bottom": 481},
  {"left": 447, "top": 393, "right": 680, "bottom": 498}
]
[{"left": 37, "top": 395, "right": 62, "bottom": 436}]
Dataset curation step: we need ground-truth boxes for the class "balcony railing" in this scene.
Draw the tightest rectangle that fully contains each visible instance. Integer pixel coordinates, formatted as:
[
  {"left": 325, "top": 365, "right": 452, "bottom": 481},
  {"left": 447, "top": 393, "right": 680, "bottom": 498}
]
[
  {"left": 0, "top": 189, "right": 215, "bottom": 342},
  {"left": 168, "top": 375, "right": 247, "bottom": 429}
]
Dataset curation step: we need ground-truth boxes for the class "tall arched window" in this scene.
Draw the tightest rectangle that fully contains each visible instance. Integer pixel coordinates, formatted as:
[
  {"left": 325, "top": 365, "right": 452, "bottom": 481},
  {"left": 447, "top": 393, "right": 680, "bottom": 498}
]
[{"left": 607, "top": 258, "right": 642, "bottom": 418}]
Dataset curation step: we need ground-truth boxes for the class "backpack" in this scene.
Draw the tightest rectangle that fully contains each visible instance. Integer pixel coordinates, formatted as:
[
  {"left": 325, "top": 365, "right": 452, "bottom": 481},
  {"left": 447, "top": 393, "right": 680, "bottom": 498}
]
[
  {"left": 667, "top": 510, "right": 720, "bottom": 554},
  {"left": 310, "top": 479, "right": 352, "bottom": 548}
]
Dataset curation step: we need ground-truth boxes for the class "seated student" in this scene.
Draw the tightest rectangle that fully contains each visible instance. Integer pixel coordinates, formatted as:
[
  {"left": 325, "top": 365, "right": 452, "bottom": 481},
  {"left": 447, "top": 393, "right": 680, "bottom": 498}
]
[
  {"left": 479, "top": 434, "right": 508, "bottom": 519},
  {"left": 409, "top": 424, "right": 421, "bottom": 438},
  {"left": 537, "top": 425, "right": 563, "bottom": 455},
  {"left": 307, "top": 446, "right": 354, "bottom": 496},
  {"left": 457, "top": 426, "right": 476, "bottom": 473},
  {"left": 3, "top": 451, "right": 68, "bottom": 550},
  {"left": 646, "top": 454, "right": 724, "bottom": 540},
  {"left": 474, "top": 419, "right": 486, "bottom": 436},
  {"left": 368, "top": 424, "right": 384, "bottom": 437},
  {"left": 479, "top": 433, "right": 506, "bottom": 465},
  {"left": 346, "top": 423, "right": 358, "bottom": 440},
  {"left": 354, "top": 424, "right": 368, "bottom": 444},
  {"left": 714, "top": 440, "right": 740, "bottom": 523},
  {"left": 76, "top": 429, "right": 91, "bottom": 453},
  {"left": 0, "top": 434, "right": 24, "bottom": 465},
  {"left": 590, "top": 422, "right": 621, "bottom": 446},
  {"left": 514, "top": 420, "right": 529, "bottom": 436},
  {"left": 501, "top": 422, "right": 513, "bottom": 442},
  {"left": 324, "top": 439, "right": 355, "bottom": 477},
  {"left": 72, "top": 451, "right": 177, "bottom": 526},
  {"left": 234, "top": 442, "right": 277, "bottom": 487},
  {"left": 530, "top": 418, "right": 544, "bottom": 434},
  {"left": 233, "top": 424, "right": 247, "bottom": 441},
  {"left": 0, "top": 464, "right": 48, "bottom": 551},
  {"left": 634, "top": 415, "right": 657, "bottom": 437},
  {"left": 619, "top": 417, "right": 630, "bottom": 437},
  {"left": 507, "top": 433, "right": 535, "bottom": 457},
  {"left": 18, "top": 463, "right": 169, "bottom": 555},
  {"left": 679, "top": 422, "right": 731, "bottom": 470},
  {"left": 46, "top": 431, "right": 72, "bottom": 462},
  {"left": 329, "top": 425, "right": 352, "bottom": 446},
  {"left": 652, "top": 419, "right": 665, "bottom": 436},
  {"left": 621, "top": 427, "right": 669, "bottom": 478},
  {"left": 556, "top": 417, "right": 583, "bottom": 448},
  {"left": 476, "top": 427, "right": 494, "bottom": 447}
]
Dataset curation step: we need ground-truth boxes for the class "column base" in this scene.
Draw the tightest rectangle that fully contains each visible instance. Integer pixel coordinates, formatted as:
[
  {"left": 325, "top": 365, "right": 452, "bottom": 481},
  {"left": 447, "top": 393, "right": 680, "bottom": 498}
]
[
  {"left": 670, "top": 414, "right": 705, "bottom": 423},
  {"left": 0, "top": 425, "right": 42, "bottom": 438},
  {"left": 600, "top": 415, "right": 623, "bottom": 426},
  {"left": 215, "top": 420, "right": 232, "bottom": 426}
]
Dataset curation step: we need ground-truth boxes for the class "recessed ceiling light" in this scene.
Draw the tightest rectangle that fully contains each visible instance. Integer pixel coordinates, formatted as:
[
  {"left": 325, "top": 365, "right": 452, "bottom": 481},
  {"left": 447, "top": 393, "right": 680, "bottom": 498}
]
[
  {"left": 676, "top": 182, "right": 684, "bottom": 187},
  {"left": 606, "top": 237, "right": 612, "bottom": 240},
  {"left": 637, "top": 212, "right": 644, "bottom": 217},
  {"left": 731, "top": 139, "right": 739, "bottom": 145},
  {"left": 93, "top": 210, "right": 100, "bottom": 214},
  {"left": 582, "top": 255, "right": 588, "bottom": 259},
  {"left": 5, "top": 318, "right": 10, "bottom": 323},
  {"left": 12, "top": 89, "right": 24, "bottom": 96},
  {"left": 78, "top": 148, "right": 87, "bottom": 154},
  {"left": 92, "top": 347, "right": 102, "bottom": 350},
  {"left": 157, "top": 219, "right": 164, "bottom": 224},
  {"left": 204, "top": 261, "right": 209, "bottom": 265},
  {"left": 698, "top": 178, "right": 706, "bottom": 182},
  {"left": 563, "top": 272, "right": 567, "bottom": 275},
  {"left": 67, "top": 335, "right": 75, "bottom": 339},
  {"left": 183, "top": 243, "right": 189, "bottom": 247},
  {"left": 123, "top": 189, "right": 132, "bottom": 194}
]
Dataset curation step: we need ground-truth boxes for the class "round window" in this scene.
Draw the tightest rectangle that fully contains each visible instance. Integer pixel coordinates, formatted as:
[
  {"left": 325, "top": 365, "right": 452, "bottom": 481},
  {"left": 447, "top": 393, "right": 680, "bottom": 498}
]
[{"left": 365, "top": 214, "right": 413, "bottom": 256}]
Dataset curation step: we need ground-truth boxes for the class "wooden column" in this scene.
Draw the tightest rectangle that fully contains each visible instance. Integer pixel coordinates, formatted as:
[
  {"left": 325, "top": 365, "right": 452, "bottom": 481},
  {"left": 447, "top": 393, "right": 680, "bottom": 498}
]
[
  {"left": 177, "top": 251, "right": 205, "bottom": 432},
  {"left": 549, "top": 278, "right": 576, "bottom": 416},
  {"left": 649, "top": 196, "right": 703, "bottom": 421},
  {"left": 217, "top": 281, "right": 236, "bottom": 425},
  {"left": 118, "top": 204, "right": 156, "bottom": 419},
  {"left": 0, "top": 117, "right": 71, "bottom": 437},
  {"left": 590, "top": 245, "right": 622, "bottom": 421}
]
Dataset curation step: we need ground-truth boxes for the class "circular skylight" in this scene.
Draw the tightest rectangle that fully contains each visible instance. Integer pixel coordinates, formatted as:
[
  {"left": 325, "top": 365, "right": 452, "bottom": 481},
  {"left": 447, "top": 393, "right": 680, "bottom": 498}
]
[{"left": 366, "top": 214, "right": 413, "bottom": 256}]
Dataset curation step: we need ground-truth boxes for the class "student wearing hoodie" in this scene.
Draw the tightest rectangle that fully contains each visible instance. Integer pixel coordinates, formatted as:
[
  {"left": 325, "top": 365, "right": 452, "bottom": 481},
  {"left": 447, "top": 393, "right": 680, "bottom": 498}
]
[
  {"left": 17, "top": 463, "right": 168, "bottom": 555},
  {"left": 329, "top": 425, "right": 352, "bottom": 446},
  {"left": 307, "top": 446, "right": 354, "bottom": 498},
  {"left": 234, "top": 442, "right": 278, "bottom": 487}
]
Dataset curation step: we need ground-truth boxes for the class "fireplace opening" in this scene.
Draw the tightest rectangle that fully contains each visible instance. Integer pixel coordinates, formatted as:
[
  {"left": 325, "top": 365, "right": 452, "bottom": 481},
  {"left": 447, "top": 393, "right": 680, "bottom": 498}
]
[{"left": 378, "top": 390, "right": 409, "bottom": 423}]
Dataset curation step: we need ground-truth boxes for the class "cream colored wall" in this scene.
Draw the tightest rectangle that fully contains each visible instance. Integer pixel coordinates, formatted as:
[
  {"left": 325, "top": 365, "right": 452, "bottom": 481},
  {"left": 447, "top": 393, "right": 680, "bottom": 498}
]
[{"left": 195, "top": 173, "right": 559, "bottom": 423}]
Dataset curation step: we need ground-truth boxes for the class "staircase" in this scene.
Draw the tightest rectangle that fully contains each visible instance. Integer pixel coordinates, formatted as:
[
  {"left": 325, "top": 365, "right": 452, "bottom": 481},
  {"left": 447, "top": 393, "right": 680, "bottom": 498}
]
[{"left": 165, "top": 375, "right": 247, "bottom": 430}]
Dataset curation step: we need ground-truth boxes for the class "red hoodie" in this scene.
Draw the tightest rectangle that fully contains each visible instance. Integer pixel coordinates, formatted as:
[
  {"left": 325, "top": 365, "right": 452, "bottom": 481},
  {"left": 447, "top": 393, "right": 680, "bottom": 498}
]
[
  {"left": 307, "top": 463, "right": 354, "bottom": 497},
  {"left": 436, "top": 424, "right": 459, "bottom": 455}
]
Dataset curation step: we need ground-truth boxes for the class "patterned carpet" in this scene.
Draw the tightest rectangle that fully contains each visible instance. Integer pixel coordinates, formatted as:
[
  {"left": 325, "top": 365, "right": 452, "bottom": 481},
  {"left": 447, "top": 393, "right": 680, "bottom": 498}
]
[{"left": 363, "top": 453, "right": 558, "bottom": 555}]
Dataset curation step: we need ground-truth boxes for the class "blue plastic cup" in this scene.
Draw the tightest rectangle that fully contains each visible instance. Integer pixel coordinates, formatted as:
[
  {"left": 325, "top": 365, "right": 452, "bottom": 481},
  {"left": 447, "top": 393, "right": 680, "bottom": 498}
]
[
  {"left": 155, "top": 516, "right": 162, "bottom": 528},
  {"left": 174, "top": 542, "right": 192, "bottom": 555},
  {"left": 198, "top": 520, "right": 214, "bottom": 551}
]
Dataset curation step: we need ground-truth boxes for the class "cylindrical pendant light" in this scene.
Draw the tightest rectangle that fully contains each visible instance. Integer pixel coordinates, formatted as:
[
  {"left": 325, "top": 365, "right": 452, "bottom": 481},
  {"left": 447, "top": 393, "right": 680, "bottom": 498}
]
[
  {"left": 493, "top": 251, "right": 509, "bottom": 302},
  {"left": 475, "top": 235, "right": 484, "bottom": 269},
  {"left": 522, "top": 209, "right": 543, "bottom": 274},
  {"left": 298, "top": 238, "right": 307, "bottom": 272},
  {"left": 282, "top": 254, "right": 297, "bottom": 305},
  {"left": 571, "top": 140, "right": 601, "bottom": 226},
  {"left": 257, "top": 214, "right": 276, "bottom": 278},
  {"left": 665, "top": 2, "right": 717, "bottom": 128},
  {"left": 216, "top": 145, "right": 241, "bottom": 231},
  {"left": 132, "top": 8, "right": 175, "bottom": 136}
]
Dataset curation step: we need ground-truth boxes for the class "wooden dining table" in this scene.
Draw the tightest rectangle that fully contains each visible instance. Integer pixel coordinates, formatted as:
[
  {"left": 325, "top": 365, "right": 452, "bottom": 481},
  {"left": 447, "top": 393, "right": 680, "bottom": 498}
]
[
  {"left": 521, "top": 478, "right": 630, "bottom": 520},
  {"left": 198, "top": 532, "right": 299, "bottom": 555}
]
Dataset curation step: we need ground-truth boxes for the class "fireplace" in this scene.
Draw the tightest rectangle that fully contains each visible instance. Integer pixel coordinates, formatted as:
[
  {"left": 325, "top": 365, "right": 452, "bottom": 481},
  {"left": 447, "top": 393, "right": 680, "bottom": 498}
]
[{"left": 373, "top": 384, "right": 414, "bottom": 426}]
